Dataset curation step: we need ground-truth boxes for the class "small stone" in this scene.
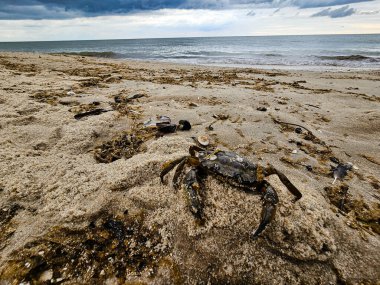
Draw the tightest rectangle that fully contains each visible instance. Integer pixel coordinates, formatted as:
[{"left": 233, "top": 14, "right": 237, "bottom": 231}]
[
  {"left": 295, "top": 127, "right": 302, "bottom": 134},
  {"left": 257, "top": 107, "right": 267, "bottom": 112},
  {"left": 292, "top": 150, "right": 298, "bottom": 154},
  {"left": 39, "top": 269, "right": 53, "bottom": 282},
  {"left": 67, "top": 91, "right": 76, "bottom": 96},
  {"left": 306, "top": 165, "right": 313, "bottom": 172}
]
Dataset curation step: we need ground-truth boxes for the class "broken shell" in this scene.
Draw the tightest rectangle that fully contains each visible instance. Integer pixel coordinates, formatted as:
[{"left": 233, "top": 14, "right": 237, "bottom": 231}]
[
  {"left": 157, "top": 115, "right": 171, "bottom": 124},
  {"left": 208, "top": 154, "right": 217, "bottom": 161},
  {"left": 197, "top": 135, "right": 210, "bottom": 146},
  {"left": 292, "top": 150, "right": 298, "bottom": 154}
]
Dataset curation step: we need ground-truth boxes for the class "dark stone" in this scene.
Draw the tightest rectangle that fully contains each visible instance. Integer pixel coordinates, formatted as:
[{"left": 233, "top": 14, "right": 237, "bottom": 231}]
[
  {"left": 257, "top": 107, "right": 267, "bottom": 112},
  {"left": 295, "top": 127, "right": 302, "bottom": 134},
  {"left": 178, "top": 120, "right": 191, "bottom": 131}
]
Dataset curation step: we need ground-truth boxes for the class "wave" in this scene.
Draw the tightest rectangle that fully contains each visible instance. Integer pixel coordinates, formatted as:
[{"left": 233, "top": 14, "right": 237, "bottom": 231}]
[
  {"left": 264, "top": 53, "right": 283, "bottom": 57},
  {"left": 318, "top": 55, "right": 379, "bottom": 62},
  {"left": 51, "top": 51, "right": 122, "bottom": 58}
]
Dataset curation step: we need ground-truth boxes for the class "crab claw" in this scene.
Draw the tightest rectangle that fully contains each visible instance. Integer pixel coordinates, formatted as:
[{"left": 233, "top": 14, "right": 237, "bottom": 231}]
[{"left": 251, "top": 184, "right": 279, "bottom": 239}]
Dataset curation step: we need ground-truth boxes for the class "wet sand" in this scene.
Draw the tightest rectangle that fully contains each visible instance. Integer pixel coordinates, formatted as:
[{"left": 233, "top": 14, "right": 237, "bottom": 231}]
[{"left": 0, "top": 52, "right": 379, "bottom": 284}]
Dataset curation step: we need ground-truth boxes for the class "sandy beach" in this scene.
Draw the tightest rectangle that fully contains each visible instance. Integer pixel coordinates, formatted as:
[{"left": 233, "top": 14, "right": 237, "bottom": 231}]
[{"left": 0, "top": 52, "right": 379, "bottom": 284}]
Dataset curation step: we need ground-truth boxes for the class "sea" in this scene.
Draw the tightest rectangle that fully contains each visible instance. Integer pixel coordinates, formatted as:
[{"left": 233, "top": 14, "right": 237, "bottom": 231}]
[{"left": 1, "top": 34, "right": 379, "bottom": 70}]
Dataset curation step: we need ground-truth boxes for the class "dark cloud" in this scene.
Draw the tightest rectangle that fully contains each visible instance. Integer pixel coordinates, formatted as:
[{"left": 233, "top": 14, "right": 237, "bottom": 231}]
[
  {"left": 311, "top": 5, "right": 356, "bottom": 17},
  {"left": 0, "top": 0, "right": 373, "bottom": 19}
]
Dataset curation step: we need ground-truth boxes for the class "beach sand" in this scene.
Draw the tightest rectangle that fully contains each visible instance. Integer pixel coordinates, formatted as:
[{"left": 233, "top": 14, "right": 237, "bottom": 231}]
[{"left": 0, "top": 52, "right": 379, "bottom": 284}]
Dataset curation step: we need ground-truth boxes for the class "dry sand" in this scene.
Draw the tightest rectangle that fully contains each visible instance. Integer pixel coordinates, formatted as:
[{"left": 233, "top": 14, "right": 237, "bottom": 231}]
[{"left": 0, "top": 52, "right": 379, "bottom": 284}]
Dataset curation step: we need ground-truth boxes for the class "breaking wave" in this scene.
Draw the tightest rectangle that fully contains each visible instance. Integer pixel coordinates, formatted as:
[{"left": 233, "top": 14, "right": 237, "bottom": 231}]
[
  {"left": 53, "top": 51, "right": 122, "bottom": 58},
  {"left": 318, "top": 54, "right": 379, "bottom": 62}
]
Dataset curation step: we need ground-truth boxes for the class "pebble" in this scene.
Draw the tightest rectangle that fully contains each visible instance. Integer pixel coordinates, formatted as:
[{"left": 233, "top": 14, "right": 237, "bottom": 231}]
[{"left": 39, "top": 269, "right": 53, "bottom": 282}]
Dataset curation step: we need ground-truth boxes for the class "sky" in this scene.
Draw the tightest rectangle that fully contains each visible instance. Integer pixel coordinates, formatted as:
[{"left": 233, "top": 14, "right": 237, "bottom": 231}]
[{"left": 0, "top": 0, "right": 379, "bottom": 41}]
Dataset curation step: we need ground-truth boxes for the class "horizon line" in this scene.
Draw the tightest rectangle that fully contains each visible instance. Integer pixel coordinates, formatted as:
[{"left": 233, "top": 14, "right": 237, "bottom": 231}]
[{"left": 1, "top": 32, "right": 379, "bottom": 43}]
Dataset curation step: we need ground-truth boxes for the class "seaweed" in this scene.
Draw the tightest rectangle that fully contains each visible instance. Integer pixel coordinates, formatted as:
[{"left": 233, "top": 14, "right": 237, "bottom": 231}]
[
  {"left": 0, "top": 203, "right": 23, "bottom": 250},
  {"left": 324, "top": 185, "right": 380, "bottom": 235},
  {"left": 0, "top": 211, "right": 169, "bottom": 284},
  {"left": 93, "top": 129, "right": 154, "bottom": 163},
  {"left": 29, "top": 90, "right": 66, "bottom": 105}
]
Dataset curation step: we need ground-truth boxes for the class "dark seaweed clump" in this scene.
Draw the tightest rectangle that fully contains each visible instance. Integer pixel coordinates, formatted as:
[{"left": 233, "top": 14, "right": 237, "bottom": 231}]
[{"left": 0, "top": 211, "right": 168, "bottom": 283}]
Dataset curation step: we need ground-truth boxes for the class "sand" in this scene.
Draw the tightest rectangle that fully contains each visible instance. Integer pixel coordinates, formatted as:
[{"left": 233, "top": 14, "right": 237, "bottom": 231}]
[{"left": 0, "top": 52, "right": 379, "bottom": 284}]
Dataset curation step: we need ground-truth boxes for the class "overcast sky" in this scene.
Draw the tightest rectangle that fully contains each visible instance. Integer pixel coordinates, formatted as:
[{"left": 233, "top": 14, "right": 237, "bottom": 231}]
[{"left": 0, "top": 0, "right": 379, "bottom": 41}]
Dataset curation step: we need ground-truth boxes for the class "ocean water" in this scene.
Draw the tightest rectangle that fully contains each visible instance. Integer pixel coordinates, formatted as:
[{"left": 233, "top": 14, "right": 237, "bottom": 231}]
[{"left": 1, "top": 34, "right": 379, "bottom": 70}]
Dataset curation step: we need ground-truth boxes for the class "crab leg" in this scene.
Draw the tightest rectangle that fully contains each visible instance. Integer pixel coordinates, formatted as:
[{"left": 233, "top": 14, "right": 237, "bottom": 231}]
[
  {"left": 189, "top": 145, "right": 206, "bottom": 156},
  {"left": 252, "top": 182, "right": 279, "bottom": 239},
  {"left": 160, "top": 156, "right": 187, "bottom": 183},
  {"left": 172, "top": 158, "right": 187, "bottom": 191},
  {"left": 264, "top": 164, "right": 302, "bottom": 201},
  {"left": 184, "top": 168, "right": 205, "bottom": 222}
]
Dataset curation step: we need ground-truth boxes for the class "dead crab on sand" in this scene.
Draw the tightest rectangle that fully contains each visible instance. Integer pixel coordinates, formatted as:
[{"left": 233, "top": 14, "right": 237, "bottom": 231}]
[{"left": 161, "top": 146, "right": 302, "bottom": 238}]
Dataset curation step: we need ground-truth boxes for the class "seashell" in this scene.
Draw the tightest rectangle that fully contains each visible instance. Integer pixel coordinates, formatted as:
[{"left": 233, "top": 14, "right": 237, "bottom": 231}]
[
  {"left": 208, "top": 155, "right": 217, "bottom": 161},
  {"left": 157, "top": 115, "right": 171, "bottom": 124},
  {"left": 197, "top": 135, "right": 209, "bottom": 146}
]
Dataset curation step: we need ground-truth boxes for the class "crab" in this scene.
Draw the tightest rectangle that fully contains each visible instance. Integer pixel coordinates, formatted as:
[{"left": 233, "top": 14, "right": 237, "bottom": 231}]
[{"left": 160, "top": 146, "right": 302, "bottom": 239}]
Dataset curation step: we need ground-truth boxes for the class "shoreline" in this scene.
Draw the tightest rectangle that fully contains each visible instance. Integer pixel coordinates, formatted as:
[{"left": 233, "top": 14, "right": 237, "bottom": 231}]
[{"left": 0, "top": 51, "right": 379, "bottom": 283}]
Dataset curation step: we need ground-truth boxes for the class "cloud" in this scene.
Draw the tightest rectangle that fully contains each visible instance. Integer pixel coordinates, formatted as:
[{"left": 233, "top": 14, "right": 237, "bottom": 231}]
[
  {"left": 358, "top": 10, "right": 379, "bottom": 14},
  {"left": 311, "top": 5, "right": 356, "bottom": 17},
  {"left": 289, "top": 0, "right": 371, "bottom": 8},
  {"left": 0, "top": 0, "right": 373, "bottom": 19}
]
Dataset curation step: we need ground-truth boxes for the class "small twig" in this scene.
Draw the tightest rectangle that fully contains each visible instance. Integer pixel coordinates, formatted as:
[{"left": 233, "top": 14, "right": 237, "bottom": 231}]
[
  {"left": 360, "top": 154, "right": 380, "bottom": 166},
  {"left": 344, "top": 151, "right": 352, "bottom": 158},
  {"left": 305, "top": 104, "right": 320, "bottom": 109},
  {"left": 272, "top": 118, "right": 314, "bottom": 134}
]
